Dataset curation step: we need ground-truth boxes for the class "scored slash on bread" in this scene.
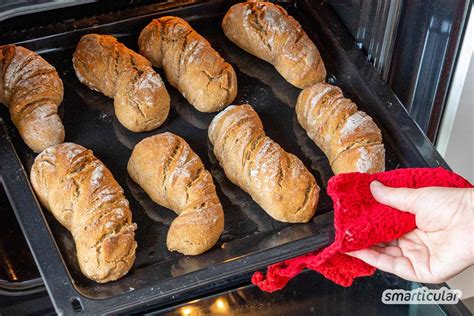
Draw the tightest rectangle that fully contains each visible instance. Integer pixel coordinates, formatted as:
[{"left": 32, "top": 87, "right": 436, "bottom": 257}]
[
  {"left": 30, "top": 143, "right": 137, "bottom": 283},
  {"left": 128, "top": 133, "right": 224, "bottom": 255},
  {"left": 222, "top": 1, "right": 326, "bottom": 89},
  {"left": 73, "top": 34, "right": 170, "bottom": 132},
  {"left": 296, "top": 83, "right": 385, "bottom": 174},
  {"left": 208, "top": 104, "right": 319, "bottom": 223},
  {"left": 0, "top": 45, "right": 65, "bottom": 152},
  {"left": 138, "top": 16, "right": 238, "bottom": 113}
]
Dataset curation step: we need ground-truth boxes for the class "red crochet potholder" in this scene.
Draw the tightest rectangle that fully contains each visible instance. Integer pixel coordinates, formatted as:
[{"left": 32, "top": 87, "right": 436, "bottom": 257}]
[{"left": 252, "top": 167, "right": 473, "bottom": 292}]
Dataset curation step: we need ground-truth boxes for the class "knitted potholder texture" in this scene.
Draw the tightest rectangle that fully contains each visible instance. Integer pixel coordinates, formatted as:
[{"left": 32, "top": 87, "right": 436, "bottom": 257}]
[{"left": 252, "top": 168, "right": 472, "bottom": 292}]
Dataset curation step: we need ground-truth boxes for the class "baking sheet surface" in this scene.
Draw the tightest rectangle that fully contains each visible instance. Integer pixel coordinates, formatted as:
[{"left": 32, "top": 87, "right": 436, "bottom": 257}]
[{"left": 0, "top": 1, "right": 440, "bottom": 311}]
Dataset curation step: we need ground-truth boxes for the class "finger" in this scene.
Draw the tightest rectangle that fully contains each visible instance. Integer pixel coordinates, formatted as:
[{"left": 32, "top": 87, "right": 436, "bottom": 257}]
[
  {"left": 347, "top": 247, "right": 418, "bottom": 282},
  {"left": 387, "top": 240, "right": 399, "bottom": 247},
  {"left": 370, "top": 181, "right": 420, "bottom": 214},
  {"left": 372, "top": 245, "right": 403, "bottom": 257},
  {"left": 377, "top": 240, "right": 399, "bottom": 247},
  {"left": 346, "top": 247, "right": 398, "bottom": 273}
]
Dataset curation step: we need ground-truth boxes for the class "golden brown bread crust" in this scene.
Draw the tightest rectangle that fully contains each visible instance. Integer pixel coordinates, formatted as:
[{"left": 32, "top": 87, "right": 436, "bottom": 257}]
[
  {"left": 296, "top": 82, "right": 385, "bottom": 174},
  {"left": 128, "top": 133, "right": 224, "bottom": 255},
  {"left": 331, "top": 143, "right": 385, "bottom": 175},
  {"left": 0, "top": 45, "right": 64, "bottom": 152},
  {"left": 30, "top": 143, "right": 137, "bottom": 283},
  {"left": 222, "top": 2, "right": 326, "bottom": 89},
  {"left": 208, "top": 104, "right": 319, "bottom": 223},
  {"left": 138, "top": 17, "right": 237, "bottom": 113},
  {"left": 73, "top": 34, "right": 170, "bottom": 132}
]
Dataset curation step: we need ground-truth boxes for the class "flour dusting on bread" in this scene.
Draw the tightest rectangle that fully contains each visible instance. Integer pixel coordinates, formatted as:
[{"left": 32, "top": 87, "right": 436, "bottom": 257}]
[
  {"left": 128, "top": 133, "right": 224, "bottom": 255},
  {"left": 223, "top": 2, "right": 326, "bottom": 88},
  {"left": 30, "top": 142, "right": 137, "bottom": 283},
  {"left": 209, "top": 104, "right": 319, "bottom": 223},
  {"left": 296, "top": 83, "right": 385, "bottom": 174}
]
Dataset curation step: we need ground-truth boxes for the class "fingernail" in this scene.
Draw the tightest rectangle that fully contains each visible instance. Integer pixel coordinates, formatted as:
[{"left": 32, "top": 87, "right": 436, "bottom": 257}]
[{"left": 370, "top": 180, "right": 383, "bottom": 192}]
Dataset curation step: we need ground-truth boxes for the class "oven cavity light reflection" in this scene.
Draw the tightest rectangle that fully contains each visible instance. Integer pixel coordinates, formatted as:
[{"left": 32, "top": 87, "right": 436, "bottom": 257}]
[
  {"left": 216, "top": 298, "right": 225, "bottom": 309},
  {"left": 3, "top": 255, "right": 18, "bottom": 280},
  {"left": 210, "top": 297, "right": 230, "bottom": 314},
  {"left": 180, "top": 306, "right": 202, "bottom": 316}
]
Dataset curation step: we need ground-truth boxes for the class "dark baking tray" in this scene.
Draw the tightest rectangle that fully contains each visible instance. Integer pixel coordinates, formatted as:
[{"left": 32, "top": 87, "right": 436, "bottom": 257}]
[{"left": 0, "top": 0, "right": 448, "bottom": 314}]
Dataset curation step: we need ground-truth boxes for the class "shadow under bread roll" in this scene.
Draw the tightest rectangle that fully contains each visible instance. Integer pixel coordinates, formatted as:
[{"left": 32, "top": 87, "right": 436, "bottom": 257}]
[
  {"left": 173, "top": 96, "right": 214, "bottom": 130},
  {"left": 208, "top": 104, "right": 319, "bottom": 223},
  {"left": 292, "top": 114, "right": 333, "bottom": 188},
  {"left": 139, "top": 16, "right": 237, "bottom": 113},
  {"left": 126, "top": 174, "right": 174, "bottom": 226},
  {"left": 128, "top": 133, "right": 224, "bottom": 255},
  {"left": 73, "top": 34, "right": 170, "bottom": 132},
  {"left": 30, "top": 143, "right": 137, "bottom": 283},
  {"left": 218, "top": 20, "right": 300, "bottom": 107}
]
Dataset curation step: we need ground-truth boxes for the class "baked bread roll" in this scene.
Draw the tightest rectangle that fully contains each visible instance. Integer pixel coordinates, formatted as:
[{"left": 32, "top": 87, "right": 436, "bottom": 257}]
[
  {"left": 0, "top": 45, "right": 64, "bottom": 152},
  {"left": 73, "top": 34, "right": 170, "bottom": 132},
  {"left": 222, "top": 2, "right": 326, "bottom": 89},
  {"left": 128, "top": 133, "right": 224, "bottom": 255},
  {"left": 138, "top": 16, "right": 237, "bottom": 112},
  {"left": 209, "top": 104, "right": 319, "bottom": 223},
  {"left": 296, "top": 82, "right": 385, "bottom": 174},
  {"left": 30, "top": 143, "right": 137, "bottom": 283}
]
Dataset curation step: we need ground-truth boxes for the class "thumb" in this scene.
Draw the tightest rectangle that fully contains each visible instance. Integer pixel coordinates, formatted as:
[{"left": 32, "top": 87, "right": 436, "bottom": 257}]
[{"left": 370, "top": 180, "right": 420, "bottom": 214}]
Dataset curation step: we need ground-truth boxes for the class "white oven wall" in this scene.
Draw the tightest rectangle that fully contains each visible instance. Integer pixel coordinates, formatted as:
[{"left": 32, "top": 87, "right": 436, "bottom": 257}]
[{"left": 436, "top": 7, "right": 473, "bottom": 305}]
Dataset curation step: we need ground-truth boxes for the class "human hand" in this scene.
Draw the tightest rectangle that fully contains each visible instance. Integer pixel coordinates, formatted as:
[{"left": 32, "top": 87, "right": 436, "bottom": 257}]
[{"left": 347, "top": 181, "right": 474, "bottom": 283}]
